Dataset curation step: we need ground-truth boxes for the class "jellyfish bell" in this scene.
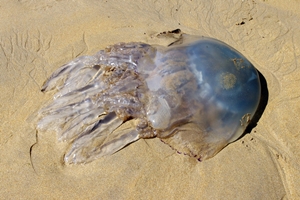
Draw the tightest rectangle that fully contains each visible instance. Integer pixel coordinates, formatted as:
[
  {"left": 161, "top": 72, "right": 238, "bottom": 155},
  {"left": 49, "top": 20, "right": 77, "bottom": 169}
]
[{"left": 139, "top": 34, "right": 261, "bottom": 160}]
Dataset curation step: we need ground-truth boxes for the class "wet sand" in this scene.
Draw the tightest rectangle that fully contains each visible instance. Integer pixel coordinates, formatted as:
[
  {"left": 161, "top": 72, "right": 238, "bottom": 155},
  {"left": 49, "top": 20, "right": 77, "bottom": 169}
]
[{"left": 1, "top": 0, "right": 300, "bottom": 199}]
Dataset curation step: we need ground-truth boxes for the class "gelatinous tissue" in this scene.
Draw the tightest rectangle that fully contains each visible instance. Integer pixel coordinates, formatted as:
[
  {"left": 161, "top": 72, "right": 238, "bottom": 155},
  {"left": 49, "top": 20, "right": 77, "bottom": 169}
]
[{"left": 35, "top": 32, "right": 261, "bottom": 164}]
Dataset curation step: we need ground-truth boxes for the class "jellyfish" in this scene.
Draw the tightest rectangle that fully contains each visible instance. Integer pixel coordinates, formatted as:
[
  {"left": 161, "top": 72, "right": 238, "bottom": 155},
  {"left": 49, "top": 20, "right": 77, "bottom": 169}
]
[{"left": 36, "top": 32, "right": 261, "bottom": 164}]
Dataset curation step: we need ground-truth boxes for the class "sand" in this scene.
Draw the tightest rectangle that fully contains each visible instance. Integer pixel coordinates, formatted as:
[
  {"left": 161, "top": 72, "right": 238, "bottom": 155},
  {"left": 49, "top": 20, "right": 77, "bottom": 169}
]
[{"left": 1, "top": 0, "right": 300, "bottom": 199}]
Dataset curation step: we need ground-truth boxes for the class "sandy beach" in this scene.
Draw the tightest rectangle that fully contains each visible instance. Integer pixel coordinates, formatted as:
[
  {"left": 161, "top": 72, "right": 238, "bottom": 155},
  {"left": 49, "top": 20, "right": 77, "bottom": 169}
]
[{"left": 1, "top": 0, "right": 300, "bottom": 199}]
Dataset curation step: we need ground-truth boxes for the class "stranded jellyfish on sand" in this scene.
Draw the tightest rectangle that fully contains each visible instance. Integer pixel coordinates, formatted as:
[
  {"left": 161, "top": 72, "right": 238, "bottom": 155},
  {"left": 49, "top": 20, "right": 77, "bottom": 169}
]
[{"left": 36, "top": 31, "right": 261, "bottom": 164}]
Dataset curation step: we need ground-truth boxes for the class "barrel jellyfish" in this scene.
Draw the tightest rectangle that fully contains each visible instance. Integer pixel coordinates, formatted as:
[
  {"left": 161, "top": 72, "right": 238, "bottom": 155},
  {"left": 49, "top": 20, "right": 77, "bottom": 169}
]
[{"left": 36, "top": 32, "right": 261, "bottom": 164}]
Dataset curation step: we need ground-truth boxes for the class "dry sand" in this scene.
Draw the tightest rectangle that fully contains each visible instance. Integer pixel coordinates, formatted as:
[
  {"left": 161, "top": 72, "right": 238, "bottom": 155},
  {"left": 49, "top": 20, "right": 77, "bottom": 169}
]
[{"left": 1, "top": 0, "right": 300, "bottom": 199}]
